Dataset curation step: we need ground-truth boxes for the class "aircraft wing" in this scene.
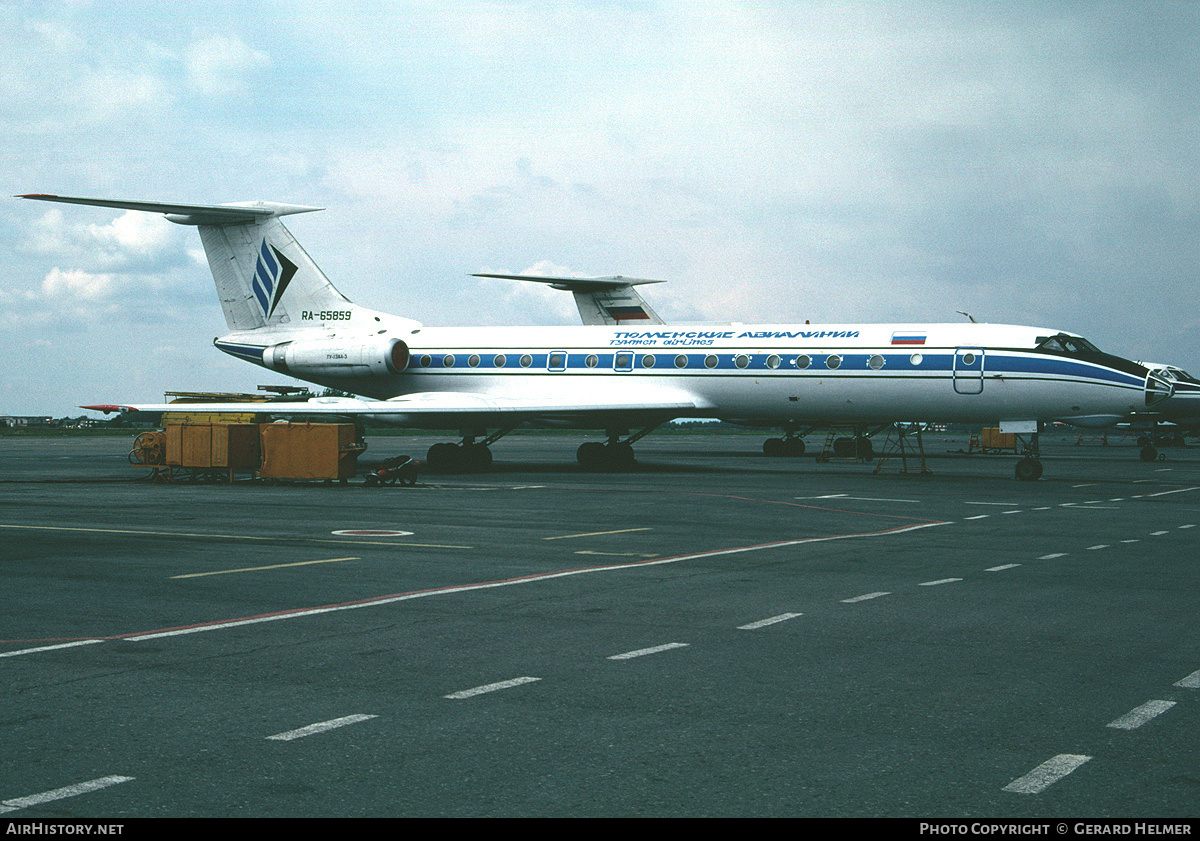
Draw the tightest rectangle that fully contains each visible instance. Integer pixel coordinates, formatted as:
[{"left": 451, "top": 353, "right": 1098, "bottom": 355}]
[{"left": 83, "top": 390, "right": 708, "bottom": 427}]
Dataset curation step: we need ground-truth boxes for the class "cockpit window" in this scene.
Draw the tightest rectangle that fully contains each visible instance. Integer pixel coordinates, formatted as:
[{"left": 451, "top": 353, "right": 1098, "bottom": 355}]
[
  {"left": 1035, "top": 333, "right": 1102, "bottom": 355},
  {"left": 1164, "top": 367, "right": 1200, "bottom": 384}
]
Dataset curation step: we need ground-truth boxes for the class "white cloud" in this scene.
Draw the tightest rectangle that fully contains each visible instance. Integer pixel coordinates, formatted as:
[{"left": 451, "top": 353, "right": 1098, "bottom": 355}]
[{"left": 185, "top": 35, "right": 269, "bottom": 96}]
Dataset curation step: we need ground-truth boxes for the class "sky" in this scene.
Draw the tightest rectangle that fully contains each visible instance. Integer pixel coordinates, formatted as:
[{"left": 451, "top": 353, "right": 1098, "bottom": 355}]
[{"left": 2, "top": 1, "right": 1198, "bottom": 417}]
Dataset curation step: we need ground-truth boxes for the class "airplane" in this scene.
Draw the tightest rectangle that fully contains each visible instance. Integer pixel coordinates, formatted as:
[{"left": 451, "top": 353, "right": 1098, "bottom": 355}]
[
  {"left": 18, "top": 193, "right": 1171, "bottom": 480},
  {"left": 521, "top": 279, "right": 1200, "bottom": 464}
]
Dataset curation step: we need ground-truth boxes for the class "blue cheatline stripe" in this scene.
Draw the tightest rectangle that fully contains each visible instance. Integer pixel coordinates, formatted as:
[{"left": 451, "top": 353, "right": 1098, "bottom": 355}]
[
  {"left": 397, "top": 349, "right": 1144, "bottom": 388},
  {"left": 215, "top": 342, "right": 268, "bottom": 362}
]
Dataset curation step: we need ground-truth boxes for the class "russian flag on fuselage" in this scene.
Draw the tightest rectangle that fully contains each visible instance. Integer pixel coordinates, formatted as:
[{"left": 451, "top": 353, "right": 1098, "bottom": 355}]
[{"left": 891, "top": 331, "right": 926, "bottom": 345}]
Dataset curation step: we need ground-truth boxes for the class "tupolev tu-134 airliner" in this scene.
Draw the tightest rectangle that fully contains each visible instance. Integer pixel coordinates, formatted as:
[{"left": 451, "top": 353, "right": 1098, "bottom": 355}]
[{"left": 20, "top": 193, "right": 1190, "bottom": 480}]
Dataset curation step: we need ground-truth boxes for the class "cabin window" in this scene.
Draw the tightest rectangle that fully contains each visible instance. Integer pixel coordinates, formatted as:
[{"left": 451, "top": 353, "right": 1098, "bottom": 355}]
[
  {"left": 442, "top": 354, "right": 455, "bottom": 368},
  {"left": 734, "top": 354, "right": 750, "bottom": 369},
  {"left": 419, "top": 354, "right": 432, "bottom": 367},
  {"left": 868, "top": 354, "right": 884, "bottom": 370},
  {"left": 795, "top": 355, "right": 811, "bottom": 369},
  {"left": 705, "top": 354, "right": 719, "bottom": 369},
  {"left": 766, "top": 354, "right": 781, "bottom": 369},
  {"left": 962, "top": 352, "right": 976, "bottom": 365},
  {"left": 585, "top": 354, "right": 599, "bottom": 368},
  {"left": 826, "top": 354, "right": 842, "bottom": 369},
  {"left": 520, "top": 354, "right": 533, "bottom": 368},
  {"left": 641, "top": 354, "right": 656, "bottom": 368},
  {"left": 910, "top": 353, "right": 923, "bottom": 366},
  {"left": 493, "top": 354, "right": 506, "bottom": 367},
  {"left": 468, "top": 354, "right": 480, "bottom": 368},
  {"left": 675, "top": 354, "right": 688, "bottom": 368}
]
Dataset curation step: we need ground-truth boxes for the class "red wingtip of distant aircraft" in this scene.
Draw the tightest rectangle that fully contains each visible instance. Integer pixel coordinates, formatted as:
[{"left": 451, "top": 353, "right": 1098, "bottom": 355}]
[{"left": 81, "top": 404, "right": 132, "bottom": 414}]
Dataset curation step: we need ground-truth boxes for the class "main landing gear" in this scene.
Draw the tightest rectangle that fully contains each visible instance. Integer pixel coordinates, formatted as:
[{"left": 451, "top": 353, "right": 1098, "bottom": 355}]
[
  {"left": 425, "top": 426, "right": 514, "bottom": 472},
  {"left": 576, "top": 425, "right": 659, "bottom": 470},
  {"left": 762, "top": 435, "right": 805, "bottom": 457},
  {"left": 1014, "top": 427, "right": 1044, "bottom": 481}
]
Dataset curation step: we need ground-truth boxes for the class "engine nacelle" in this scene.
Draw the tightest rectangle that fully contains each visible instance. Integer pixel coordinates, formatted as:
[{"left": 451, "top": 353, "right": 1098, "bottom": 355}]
[{"left": 263, "top": 336, "right": 410, "bottom": 377}]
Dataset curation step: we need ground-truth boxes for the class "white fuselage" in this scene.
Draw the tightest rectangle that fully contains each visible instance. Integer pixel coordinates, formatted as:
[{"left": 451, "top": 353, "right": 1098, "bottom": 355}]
[{"left": 219, "top": 319, "right": 1151, "bottom": 430}]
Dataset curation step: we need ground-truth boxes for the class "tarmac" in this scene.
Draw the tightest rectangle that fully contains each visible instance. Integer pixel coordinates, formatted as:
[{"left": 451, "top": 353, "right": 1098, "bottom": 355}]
[{"left": 2, "top": 427, "right": 1199, "bottom": 817}]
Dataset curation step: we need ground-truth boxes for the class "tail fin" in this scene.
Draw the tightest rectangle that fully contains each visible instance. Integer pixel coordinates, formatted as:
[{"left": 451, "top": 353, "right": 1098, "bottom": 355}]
[
  {"left": 197, "top": 214, "right": 350, "bottom": 331},
  {"left": 472, "top": 273, "right": 665, "bottom": 325},
  {"left": 18, "top": 194, "right": 350, "bottom": 332}
]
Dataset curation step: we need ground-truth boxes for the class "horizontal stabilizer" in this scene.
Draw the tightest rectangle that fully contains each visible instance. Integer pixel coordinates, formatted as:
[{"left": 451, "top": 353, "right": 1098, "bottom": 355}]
[
  {"left": 472, "top": 273, "right": 664, "bottom": 291},
  {"left": 474, "top": 273, "right": 666, "bottom": 326},
  {"left": 18, "top": 194, "right": 322, "bottom": 226}
]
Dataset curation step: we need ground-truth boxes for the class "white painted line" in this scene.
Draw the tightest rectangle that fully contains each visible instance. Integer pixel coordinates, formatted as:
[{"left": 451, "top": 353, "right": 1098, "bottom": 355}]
[
  {"left": 267, "top": 714, "right": 378, "bottom": 741},
  {"left": 608, "top": 643, "right": 689, "bottom": 660},
  {"left": 1121, "top": 539, "right": 1140, "bottom": 544},
  {"left": 331, "top": 529, "right": 412, "bottom": 536},
  {"left": 1145, "top": 487, "right": 1200, "bottom": 497},
  {"left": 965, "top": 501, "right": 1022, "bottom": 506},
  {"left": 800, "top": 495, "right": 920, "bottom": 503},
  {"left": 120, "top": 523, "right": 950, "bottom": 641},
  {"left": 1003, "top": 754, "right": 1091, "bottom": 794},
  {"left": 444, "top": 677, "right": 541, "bottom": 699},
  {"left": 841, "top": 592, "right": 890, "bottom": 603},
  {"left": 965, "top": 515, "right": 990, "bottom": 520},
  {"left": 1174, "top": 670, "right": 1200, "bottom": 689},
  {"left": 1107, "top": 700, "right": 1176, "bottom": 730},
  {"left": 543, "top": 527, "right": 651, "bottom": 541},
  {"left": 1109, "top": 498, "right": 1125, "bottom": 502},
  {"left": 0, "top": 775, "right": 134, "bottom": 814},
  {"left": 1180, "top": 524, "right": 1196, "bottom": 529},
  {"left": 986, "top": 564, "right": 1021, "bottom": 571},
  {"left": 0, "top": 639, "right": 105, "bottom": 659},
  {"left": 1150, "top": 530, "right": 1169, "bottom": 536},
  {"left": 1002, "top": 510, "right": 1022, "bottom": 515},
  {"left": 1086, "top": 544, "right": 1109, "bottom": 550},
  {"left": 738, "top": 613, "right": 802, "bottom": 630},
  {"left": 919, "top": 578, "right": 962, "bottom": 586},
  {"left": 1033, "top": 507, "right": 1052, "bottom": 511},
  {"left": 173, "top": 556, "right": 359, "bottom": 579},
  {"left": 1038, "top": 553, "right": 1067, "bottom": 560}
]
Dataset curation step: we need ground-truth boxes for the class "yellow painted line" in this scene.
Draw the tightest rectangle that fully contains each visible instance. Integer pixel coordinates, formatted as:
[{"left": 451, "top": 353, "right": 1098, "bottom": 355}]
[
  {"left": 543, "top": 527, "right": 652, "bottom": 541},
  {"left": 172, "top": 557, "right": 359, "bottom": 579},
  {"left": 0, "top": 523, "right": 471, "bottom": 550}
]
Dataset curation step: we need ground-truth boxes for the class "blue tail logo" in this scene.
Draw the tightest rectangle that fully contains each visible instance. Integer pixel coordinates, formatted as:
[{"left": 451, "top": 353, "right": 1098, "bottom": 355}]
[{"left": 252, "top": 240, "right": 298, "bottom": 319}]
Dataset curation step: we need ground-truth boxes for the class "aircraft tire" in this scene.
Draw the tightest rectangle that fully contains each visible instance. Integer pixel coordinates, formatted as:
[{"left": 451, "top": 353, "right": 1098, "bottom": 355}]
[
  {"left": 577, "top": 441, "right": 606, "bottom": 470},
  {"left": 763, "top": 438, "right": 785, "bottom": 457},
  {"left": 609, "top": 441, "right": 635, "bottom": 467},
  {"left": 782, "top": 438, "right": 805, "bottom": 457},
  {"left": 426, "top": 442, "right": 452, "bottom": 471},
  {"left": 1015, "top": 458, "right": 1043, "bottom": 481},
  {"left": 1140, "top": 445, "right": 1158, "bottom": 462},
  {"left": 467, "top": 443, "right": 493, "bottom": 471}
]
